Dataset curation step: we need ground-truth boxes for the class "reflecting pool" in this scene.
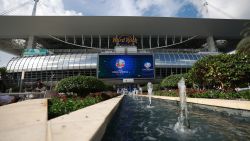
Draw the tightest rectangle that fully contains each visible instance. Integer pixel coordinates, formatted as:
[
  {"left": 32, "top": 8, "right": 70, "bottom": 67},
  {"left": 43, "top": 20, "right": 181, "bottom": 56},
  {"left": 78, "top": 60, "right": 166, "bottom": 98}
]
[{"left": 102, "top": 96, "right": 250, "bottom": 141}]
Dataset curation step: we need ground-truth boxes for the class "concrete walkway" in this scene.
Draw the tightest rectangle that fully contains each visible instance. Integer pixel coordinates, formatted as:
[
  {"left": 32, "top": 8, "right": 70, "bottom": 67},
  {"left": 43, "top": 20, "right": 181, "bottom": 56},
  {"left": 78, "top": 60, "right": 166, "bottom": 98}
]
[
  {"left": 145, "top": 95, "right": 250, "bottom": 111},
  {"left": 0, "top": 99, "right": 47, "bottom": 141}
]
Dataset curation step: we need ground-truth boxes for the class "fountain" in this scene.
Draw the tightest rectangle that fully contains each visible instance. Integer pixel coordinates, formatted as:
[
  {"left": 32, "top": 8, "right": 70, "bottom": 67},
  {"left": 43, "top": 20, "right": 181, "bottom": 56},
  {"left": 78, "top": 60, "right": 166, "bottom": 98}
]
[
  {"left": 132, "top": 88, "right": 136, "bottom": 99},
  {"left": 147, "top": 82, "right": 153, "bottom": 106},
  {"left": 138, "top": 86, "right": 143, "bottom": 101},
  {"left": 135, "top": 88, "right": 139, "bottom": 100},
  {"left": 174, "top": 77, "right": 190, "bottom": 133},
  {"left": 103, "top": 85, "right": 250, "bottom": 140},
  {"left": 139, "top": 86, "right": 142, "bottom": 95}
]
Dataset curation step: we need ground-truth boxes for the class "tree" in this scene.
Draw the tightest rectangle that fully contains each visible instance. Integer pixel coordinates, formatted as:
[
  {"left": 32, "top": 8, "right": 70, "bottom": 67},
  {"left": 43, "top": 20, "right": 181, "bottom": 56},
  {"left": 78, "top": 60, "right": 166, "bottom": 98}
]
[
  {"left": 237, "top": 24, "right": 250, "bottom": 55},
  {"left": 160, "top": 73, "right": 191, "bottom": 88},
  {"left": 0, "top": 67, "right": 7, "bottom": 92},
  {"left": 189, "top": 54, "right": 250, "bottom": 91},
  {"left": 236, "top": 36, "right": 250, "bottom": 55}
]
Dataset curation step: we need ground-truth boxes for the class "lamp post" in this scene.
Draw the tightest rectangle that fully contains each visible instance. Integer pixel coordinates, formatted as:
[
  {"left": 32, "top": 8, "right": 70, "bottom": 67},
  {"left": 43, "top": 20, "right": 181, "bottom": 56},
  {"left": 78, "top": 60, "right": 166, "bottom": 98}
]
[
  {"left": 50, "top": 73, "right": 55, "bottom": 91},
  {"left": 19, "top": 71, "right": 25, "bottom": 93}
]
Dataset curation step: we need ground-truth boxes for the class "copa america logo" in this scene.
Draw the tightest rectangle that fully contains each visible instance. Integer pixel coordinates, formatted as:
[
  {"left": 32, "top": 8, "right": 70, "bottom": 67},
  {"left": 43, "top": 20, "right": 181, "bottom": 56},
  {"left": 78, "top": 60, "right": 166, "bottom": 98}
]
[
  {"left": 116, "top": 59, "right": 125, "bottom": 69},
  {"left": 144, "top": 62, "right": 151, "bottom": 69}
]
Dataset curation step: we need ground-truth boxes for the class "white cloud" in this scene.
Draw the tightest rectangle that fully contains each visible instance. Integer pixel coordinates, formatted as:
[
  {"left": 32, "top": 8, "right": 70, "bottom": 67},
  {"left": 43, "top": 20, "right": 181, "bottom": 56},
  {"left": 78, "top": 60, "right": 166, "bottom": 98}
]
[
  {"left": 80, "top": 0, "right": 187, "bottom": 17},
  {"left": 1, "top": 0, "right": 248, "bottom": 19},
  {"left": 189, "top": 0, "right": 250, "bottom": 19},
  {"left": 135, "top": 0, "right": 187, "bottom": 16},
  {"left": 79, "top": 0, "right": 250, "bottom": 19},
  {"left": 0, "top": 0, "right": 83, "bottom": 16},
  {"left": 107, "top": 0, "right": 141, "bottom": 16}
]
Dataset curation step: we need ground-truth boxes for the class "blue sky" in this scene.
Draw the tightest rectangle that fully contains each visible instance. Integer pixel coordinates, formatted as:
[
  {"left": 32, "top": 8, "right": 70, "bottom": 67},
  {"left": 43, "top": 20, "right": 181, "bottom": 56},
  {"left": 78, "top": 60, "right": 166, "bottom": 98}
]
[
  {"left": 177, "top": 3, "right": 200, "bottom": 18},
  {"left": 62, "top": 0, "right": 200, "bottom": 17},
  {"left": 0, "top": 0, "right": 250, "bottom": 66}
]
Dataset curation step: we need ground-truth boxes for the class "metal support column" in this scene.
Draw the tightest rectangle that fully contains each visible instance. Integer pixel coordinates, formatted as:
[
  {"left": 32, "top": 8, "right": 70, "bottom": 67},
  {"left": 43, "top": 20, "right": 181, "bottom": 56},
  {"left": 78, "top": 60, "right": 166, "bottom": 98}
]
[
  {"left": 27, "top": 0, "right": 39, "bottom": 49},
  {"left": 207, "top": 35, "right": 217, "bottom": 52}
]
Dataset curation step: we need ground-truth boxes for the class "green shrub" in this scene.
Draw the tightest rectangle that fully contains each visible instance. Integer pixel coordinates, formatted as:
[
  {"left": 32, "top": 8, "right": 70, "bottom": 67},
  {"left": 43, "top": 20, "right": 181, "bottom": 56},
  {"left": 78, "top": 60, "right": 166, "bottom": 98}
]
[
  {"left": 154, "top": 89, "right": 250, "bottom": 100},
  {"left": 0, "top": 67, "right": 7, "bottom": 76},
  {"left": 160, "top": 73, "right": 191, "bottom": 88},
  {"left": 141, "top": 83, "right": 161, "bottom": 92},
  {"left": 189, "top": 54, "right": 250, "bottom": 90},
  {"left": 236, "top": 36, "right": 250, "bottom": 55},
  {"left": 142, "top": 85, "right": 147, "bottom": 92},
  {"left": 189, "top": 90, "right": 250, "bottom": 100},
  {"left": 153, "top": 84, "right": 161, "bottom": 91},
  {"left": 104, "top": 84, "right": 114, "bottom": 91},
  {"left": 154, "top": 90, "right": 178, "bottom": 97},
  {"left": 0, "top": 67, "right": 7, "bottom": 92},
  {"left": 55, "top": 76, "right": 105, "bottom": 97},
  {"left": 48, "top": 95, "right": 102, "bottom": 119}
]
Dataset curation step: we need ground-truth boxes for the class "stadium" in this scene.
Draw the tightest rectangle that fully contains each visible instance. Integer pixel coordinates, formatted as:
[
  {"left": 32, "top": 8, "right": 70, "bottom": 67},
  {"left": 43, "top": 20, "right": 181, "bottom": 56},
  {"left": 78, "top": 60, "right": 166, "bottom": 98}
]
[{"left": 0, "top": 16, "right": 248, "bottom": 89}]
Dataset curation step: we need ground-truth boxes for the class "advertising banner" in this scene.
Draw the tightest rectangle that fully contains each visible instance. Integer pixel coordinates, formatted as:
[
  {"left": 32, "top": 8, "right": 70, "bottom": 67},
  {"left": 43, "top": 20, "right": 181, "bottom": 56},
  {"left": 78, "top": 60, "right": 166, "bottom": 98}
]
[
  {"left": 23, "top": 48, "right": 48, "bottom": 56},
  {"left": 98, "top": 55, "right": 154, "bottom": 79}
]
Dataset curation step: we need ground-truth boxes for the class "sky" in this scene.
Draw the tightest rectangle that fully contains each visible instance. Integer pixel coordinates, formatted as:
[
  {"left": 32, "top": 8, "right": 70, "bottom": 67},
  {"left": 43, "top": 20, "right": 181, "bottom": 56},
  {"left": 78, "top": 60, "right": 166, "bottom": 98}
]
[{"left": 0, "top": 0, "right": 250, "bottom": 66}]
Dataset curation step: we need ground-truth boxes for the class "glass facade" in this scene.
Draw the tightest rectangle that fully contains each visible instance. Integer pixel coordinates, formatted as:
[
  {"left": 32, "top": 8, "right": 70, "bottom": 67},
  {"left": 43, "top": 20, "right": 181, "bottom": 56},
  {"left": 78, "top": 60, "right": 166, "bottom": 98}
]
[
  {"left": 7, "top": 53, "right": 98, "bottom": 72},
  {"left": 6, "top": 53, "right": 206, "bottom": 85},
  {"left": 154, "top": 53, "right": 205, "bottom": 68}
]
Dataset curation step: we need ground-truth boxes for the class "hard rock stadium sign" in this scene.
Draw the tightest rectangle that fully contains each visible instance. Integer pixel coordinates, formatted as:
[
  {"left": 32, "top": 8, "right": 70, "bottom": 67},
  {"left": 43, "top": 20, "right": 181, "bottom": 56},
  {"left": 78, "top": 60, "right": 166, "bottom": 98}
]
[{"left": 112, "top": 35, "right": 137, "bottom": 45}]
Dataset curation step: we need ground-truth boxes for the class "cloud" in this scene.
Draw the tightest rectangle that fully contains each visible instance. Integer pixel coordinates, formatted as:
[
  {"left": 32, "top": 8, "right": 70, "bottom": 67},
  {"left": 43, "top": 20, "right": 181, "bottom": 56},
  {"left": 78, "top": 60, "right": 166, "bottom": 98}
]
[
  {"left": 1, "top": 0, "right": 249, "bottom": 19},
  {"left": 80, "top": 0, "right": 188, "bottom": 16},
  {"left": 79, "top": 0, "right": 250, "bottom": 19},
  {"left": 107, "top": 0, "right": 141, "bottom": 16},
  {"left": 189, "top": 0, "right": 250, "bottom": 19},
  {"left": 0, "top": 0, "right": 83, "bottom": 16},
  {"left": 136, "top": 0, "right": 187, "bottom": 16}
]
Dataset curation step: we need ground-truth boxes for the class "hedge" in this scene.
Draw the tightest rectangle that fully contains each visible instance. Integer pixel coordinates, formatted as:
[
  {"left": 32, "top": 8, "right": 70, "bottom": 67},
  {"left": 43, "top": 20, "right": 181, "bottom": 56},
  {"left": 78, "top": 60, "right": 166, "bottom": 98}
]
[
  {"left": 189, "top": 90, "right": 250, "bottom": 100},
  {"left": 153, "top": 90, "right": 250, "bottom": 100},
  {"left": 160, "top": 73, "right": 191, "bottom": 88},
  {"left": 142, "top": 84, "right": 161, "bottom": 92},
  {"left": 48, "top": 95, "right": 102, "bottom": 119},
  {"left": 154, "top": 90, "right": 177, "bottom": 97},
  {"left": 55, "top": 76, "right": 105, "bottom": 97}
]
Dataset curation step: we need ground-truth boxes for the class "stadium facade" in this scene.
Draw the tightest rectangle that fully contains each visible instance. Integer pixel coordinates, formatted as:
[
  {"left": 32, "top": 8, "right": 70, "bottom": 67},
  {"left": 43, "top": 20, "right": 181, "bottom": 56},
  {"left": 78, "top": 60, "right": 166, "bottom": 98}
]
[{"left": 0, "top": 16, "right": 248, "bottom": 88}]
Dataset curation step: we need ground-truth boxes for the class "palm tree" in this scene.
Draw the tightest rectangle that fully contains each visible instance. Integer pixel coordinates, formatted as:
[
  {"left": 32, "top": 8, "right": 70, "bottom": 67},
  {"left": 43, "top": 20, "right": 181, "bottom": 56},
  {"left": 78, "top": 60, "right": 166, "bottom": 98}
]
[{"left": 237, "top": 23, "right": 250, "bottom": 55}]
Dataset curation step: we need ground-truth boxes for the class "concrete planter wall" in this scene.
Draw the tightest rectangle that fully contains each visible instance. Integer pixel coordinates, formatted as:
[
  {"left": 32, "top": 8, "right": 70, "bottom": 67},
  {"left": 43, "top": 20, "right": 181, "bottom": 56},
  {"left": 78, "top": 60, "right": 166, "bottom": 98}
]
[
  {"left": 149, "top": 95, "right": 250, "bottom": 117},
  {"left": 0, "top": 95, "right": 124, "bottom": 141}
]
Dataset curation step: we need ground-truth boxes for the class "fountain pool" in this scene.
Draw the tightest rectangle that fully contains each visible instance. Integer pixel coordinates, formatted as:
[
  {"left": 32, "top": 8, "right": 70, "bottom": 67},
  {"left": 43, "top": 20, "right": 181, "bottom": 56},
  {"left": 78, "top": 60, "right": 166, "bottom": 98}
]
[{"left": 102, "top": 96, "right": 250, "bottom": 141}]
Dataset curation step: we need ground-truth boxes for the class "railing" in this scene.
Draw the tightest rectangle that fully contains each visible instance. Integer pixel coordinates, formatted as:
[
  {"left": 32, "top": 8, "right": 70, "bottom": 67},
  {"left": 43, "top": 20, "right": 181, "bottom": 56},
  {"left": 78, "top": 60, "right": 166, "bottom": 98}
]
[{"left": 0, "top": 91, "right": 48, "bottom": 101}]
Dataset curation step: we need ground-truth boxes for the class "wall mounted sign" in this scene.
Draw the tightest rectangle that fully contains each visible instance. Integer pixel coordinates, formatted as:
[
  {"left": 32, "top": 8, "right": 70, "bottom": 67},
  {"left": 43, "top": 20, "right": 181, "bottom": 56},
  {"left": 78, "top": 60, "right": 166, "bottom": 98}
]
[
  {"left": 112, "top": 35, "right": 137, "bottom": 45},
  {"left": 23, "top": 48, "right": 48, "bottom": 56}
]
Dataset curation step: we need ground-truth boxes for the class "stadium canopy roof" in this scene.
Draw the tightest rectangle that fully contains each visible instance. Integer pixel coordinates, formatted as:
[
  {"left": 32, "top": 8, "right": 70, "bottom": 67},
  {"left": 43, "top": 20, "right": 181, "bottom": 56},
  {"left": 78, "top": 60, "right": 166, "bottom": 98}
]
[{"left": 0, "top": 16, "right": 249, "bottom": 38}]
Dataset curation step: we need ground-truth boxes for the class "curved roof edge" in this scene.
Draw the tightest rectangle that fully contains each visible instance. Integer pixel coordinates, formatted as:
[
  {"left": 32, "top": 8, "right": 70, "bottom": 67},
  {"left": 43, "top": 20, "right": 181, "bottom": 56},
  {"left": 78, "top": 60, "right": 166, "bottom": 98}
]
[{"left": 0, "top": 16, "right": 249, "bottom": 38}]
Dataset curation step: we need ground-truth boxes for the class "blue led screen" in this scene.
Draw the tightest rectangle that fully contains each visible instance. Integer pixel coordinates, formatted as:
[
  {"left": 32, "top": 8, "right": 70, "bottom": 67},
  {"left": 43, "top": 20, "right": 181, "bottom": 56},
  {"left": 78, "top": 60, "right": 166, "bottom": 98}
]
[{"left": 98, "top": 55, "right": 154, "bottom": 79}]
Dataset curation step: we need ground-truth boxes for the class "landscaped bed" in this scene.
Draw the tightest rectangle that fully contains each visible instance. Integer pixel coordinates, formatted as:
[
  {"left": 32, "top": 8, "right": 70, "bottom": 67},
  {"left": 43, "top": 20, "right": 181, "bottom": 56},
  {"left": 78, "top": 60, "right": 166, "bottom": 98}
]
[
  {"left": 48, "top": 92, "right": 118, "bottom": 119},
  {"left": 154, "top": 89, "right": 250, "bottom": 100},
  {"left": 48, "top": 75, "right": 118, "bottom": 119}
]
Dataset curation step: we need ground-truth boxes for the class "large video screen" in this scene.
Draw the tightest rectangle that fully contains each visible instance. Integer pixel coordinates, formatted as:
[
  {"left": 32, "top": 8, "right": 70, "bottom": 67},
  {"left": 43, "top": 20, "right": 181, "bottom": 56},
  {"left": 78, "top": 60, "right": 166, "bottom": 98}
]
[{"left": 98, "top": 55, "right": 154, "bottom": 79}]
